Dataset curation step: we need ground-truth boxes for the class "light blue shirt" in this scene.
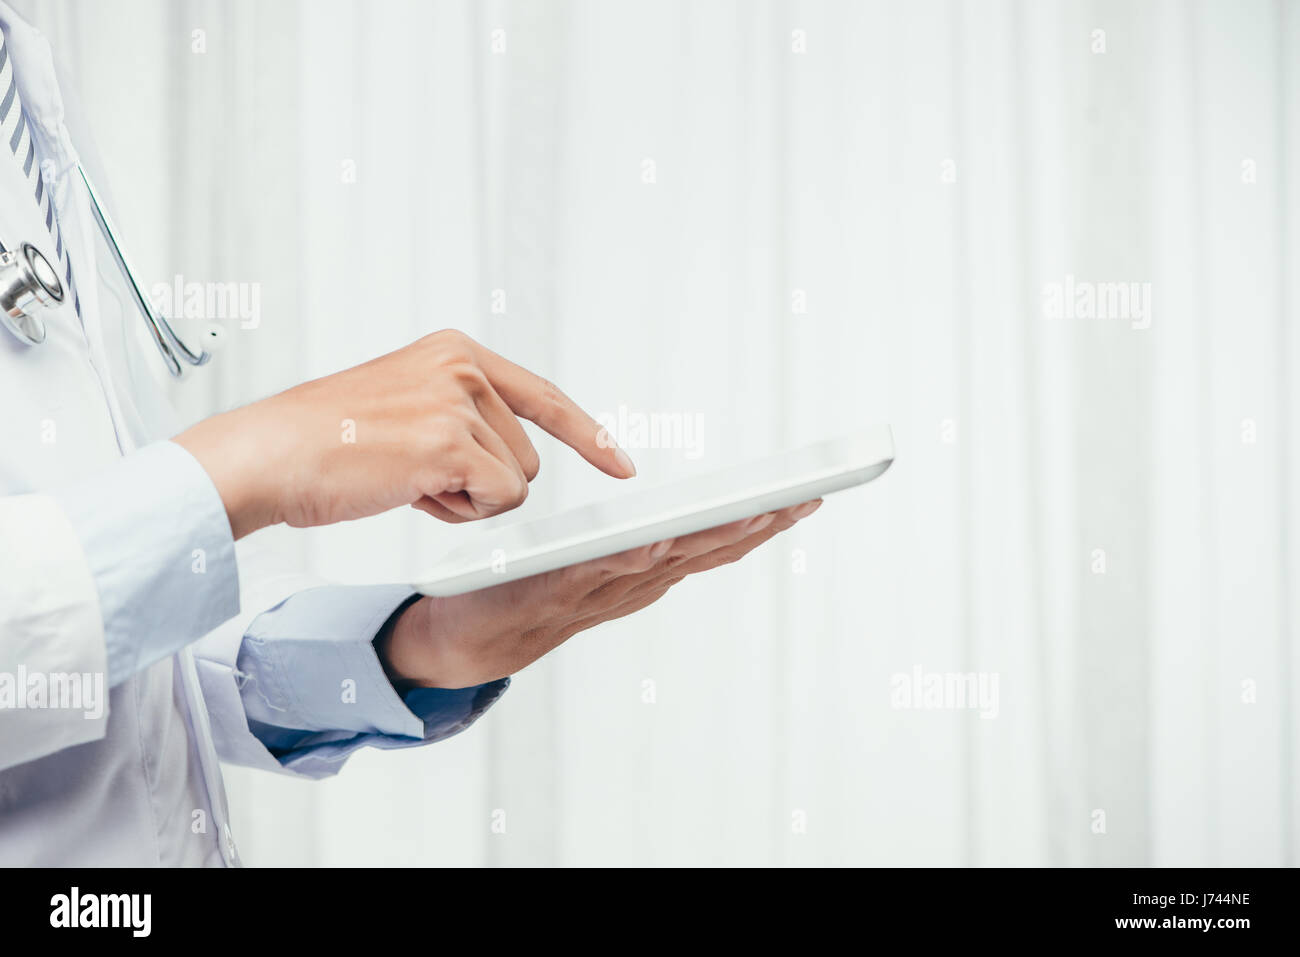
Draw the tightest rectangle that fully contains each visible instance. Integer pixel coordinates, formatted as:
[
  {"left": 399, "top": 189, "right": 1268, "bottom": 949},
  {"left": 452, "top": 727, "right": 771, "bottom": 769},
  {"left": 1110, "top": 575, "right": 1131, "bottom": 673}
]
[{"left": 52, "top": 441, "right": 507, "bottom": 776}]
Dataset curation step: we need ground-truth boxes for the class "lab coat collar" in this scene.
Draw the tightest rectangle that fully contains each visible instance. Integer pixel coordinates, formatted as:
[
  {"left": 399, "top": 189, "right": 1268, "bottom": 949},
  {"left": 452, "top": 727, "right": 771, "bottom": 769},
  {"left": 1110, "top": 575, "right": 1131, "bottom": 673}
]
[
  {"left": 0, "top": 3, "right": 71, "bottom": 149},
  {"left": 0, "top": 2, "right": 126, "bottom": 452},
  {"left": 0, "top": 3, "right": 81, "bottom": 238}
]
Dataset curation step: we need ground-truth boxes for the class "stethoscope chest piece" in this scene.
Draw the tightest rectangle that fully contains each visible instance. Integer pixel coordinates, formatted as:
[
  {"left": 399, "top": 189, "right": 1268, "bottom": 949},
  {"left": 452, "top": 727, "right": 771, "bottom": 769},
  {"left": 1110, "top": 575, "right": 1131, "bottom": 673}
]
[
  {"left": 0, "top": 242, "right": 63, "bottom": 345},
  {"left": 0, "top": 165, "right": 212, "bottom": 374}
]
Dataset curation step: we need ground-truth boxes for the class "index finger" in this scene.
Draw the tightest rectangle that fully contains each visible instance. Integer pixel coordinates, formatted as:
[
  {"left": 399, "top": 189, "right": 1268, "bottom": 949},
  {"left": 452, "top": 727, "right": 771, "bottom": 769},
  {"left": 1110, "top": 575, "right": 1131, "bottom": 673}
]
[{"left": 470, "top": 341, "right": 636, "bottom": 479}]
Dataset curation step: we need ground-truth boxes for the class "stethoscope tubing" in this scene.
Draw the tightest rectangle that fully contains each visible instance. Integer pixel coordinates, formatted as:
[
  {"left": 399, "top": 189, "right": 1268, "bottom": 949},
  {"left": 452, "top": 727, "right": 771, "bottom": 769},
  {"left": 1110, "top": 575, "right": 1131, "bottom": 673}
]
[{"left": 76, "top": 164, "right": 210, "bottom": 378}]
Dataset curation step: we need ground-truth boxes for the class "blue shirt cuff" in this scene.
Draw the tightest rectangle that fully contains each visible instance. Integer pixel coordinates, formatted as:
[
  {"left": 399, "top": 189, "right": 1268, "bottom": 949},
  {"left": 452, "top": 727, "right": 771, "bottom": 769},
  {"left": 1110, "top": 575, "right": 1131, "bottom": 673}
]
[
  {"left": 237, "top": 584, "right": 509, "bottom": 775},
  {"left": 51, "top": 441, "right": 241, "bottom": 687}
]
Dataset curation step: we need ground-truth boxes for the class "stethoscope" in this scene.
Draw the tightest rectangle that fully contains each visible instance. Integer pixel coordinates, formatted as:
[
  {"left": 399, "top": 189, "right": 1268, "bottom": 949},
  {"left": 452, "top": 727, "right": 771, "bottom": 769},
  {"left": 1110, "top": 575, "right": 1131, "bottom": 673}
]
[{"left": 0, "top": 164, "right": 211, "bottom": 377}]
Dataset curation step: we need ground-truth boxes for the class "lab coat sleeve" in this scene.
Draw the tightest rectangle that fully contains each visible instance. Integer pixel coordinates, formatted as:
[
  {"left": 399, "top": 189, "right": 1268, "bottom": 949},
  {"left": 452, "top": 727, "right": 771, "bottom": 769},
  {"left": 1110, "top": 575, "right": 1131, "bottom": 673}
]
[
  {"left": 191, "top": 577, "right": 509, "bottom": 779},
  {"left": 0, "top": 441, "right": 240, "bottom": 772},
  {"left": 18, "top": 436, "right": 503, "bottom": 780},
  {"left": 50, "top": 441, "right": 242, "bottom": 686},
  {"left": 0, "top": 494, "right": 107, "bottom": 770}
]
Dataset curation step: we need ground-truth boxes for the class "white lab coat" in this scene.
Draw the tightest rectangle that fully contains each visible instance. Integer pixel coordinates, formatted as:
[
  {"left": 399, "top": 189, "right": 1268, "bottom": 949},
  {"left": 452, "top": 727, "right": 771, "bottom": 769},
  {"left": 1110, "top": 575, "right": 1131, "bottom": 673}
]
[{"left": 0, "top": 4, "right": 315, "bottom": 866}]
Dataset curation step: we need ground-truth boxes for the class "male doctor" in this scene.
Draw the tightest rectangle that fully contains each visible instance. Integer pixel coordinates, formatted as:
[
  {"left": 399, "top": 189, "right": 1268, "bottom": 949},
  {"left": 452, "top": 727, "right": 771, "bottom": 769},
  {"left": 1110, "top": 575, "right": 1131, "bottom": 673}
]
[{"left": 0, "top": 5, "right": 817, "bottom": 865}]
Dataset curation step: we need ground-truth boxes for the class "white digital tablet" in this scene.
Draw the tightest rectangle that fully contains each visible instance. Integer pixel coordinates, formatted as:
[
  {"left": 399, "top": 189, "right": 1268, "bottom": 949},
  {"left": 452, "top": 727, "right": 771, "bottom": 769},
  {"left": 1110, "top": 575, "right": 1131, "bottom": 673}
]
[{"left": 412, "top": 425, "right": 894, "bottom": 597}]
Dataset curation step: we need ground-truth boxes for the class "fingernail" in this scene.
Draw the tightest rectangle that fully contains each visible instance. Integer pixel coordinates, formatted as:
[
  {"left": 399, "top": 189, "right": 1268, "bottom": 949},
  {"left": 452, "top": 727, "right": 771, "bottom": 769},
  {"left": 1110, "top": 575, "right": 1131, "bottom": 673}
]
[
  {"left": 744, "top": 513, "right": 775, "bottom": 533},
  {"left": 650, "top": 540, "right": 672, "bottom": 559},
  {"left": 614, "top": 446, "right": 637, "bottom": 478},
  {"left": 793, "top": 500, "right": 822, "bottom": 520}
]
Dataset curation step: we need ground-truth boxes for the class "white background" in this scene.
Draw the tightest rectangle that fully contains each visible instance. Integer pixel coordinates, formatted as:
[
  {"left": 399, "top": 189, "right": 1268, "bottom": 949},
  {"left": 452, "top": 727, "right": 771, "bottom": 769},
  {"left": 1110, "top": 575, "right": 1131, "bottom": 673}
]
[{"left": 22, "top": 0, "right": 1298, "bottom": 865}]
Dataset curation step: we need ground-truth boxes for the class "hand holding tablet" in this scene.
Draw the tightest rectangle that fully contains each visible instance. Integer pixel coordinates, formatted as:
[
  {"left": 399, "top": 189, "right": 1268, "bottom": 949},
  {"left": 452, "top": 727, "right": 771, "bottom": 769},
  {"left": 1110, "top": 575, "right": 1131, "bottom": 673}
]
[
  {"left": 380, "top": 429, "right": 894, "bottom": 689},
  {"left": 413, "top": 426, "right": 894, "bottom": 596}
]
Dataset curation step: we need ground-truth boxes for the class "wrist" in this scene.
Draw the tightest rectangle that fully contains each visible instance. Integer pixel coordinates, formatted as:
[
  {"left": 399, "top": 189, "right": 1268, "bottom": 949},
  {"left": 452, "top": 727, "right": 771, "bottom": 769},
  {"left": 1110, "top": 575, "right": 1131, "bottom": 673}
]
[
  {"left": 375, "top": 595, "right": 438, "bottom": 690},
  {"left": 173, "top": 406, "right": 279, "bottom": 540}
]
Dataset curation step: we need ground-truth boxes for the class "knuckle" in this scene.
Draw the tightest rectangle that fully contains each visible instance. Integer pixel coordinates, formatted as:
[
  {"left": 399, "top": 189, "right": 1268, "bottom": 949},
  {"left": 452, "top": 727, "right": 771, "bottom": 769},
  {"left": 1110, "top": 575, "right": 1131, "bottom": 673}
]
[
  {"left": 452, "top": 361, "right": 490, "bottom": 392},
  {"left": 428, "top": 328, "right": 471, "bottom": 350},
  {"left": 440, "top": 469, "right": 467, "bottom": 494},
  {"left": 440, "top": 359, "right": 489, "bottom": 398},
  {"left": 425, "top": 332, "right": 478, "bottom": 371},
  {"left": 664, "top": 552, "right": 690, "bottom": 569},
  {"left": 434, "top": 455, "right": 469, "bottom": 489},
  {"left": 535, "top": 378, "right": 568, "bottom": 420},
  {"left": 414, "top": 466, "right": 443, "bottom": 496},
  {"left": 731, "top": 522, "right": 760, "bottom": 542},
  {"left": 509, "top": 475, "right": 529, "bottom": 507},
  {"left": 537, "top": 377, "right": 561, "bottom": 403},
  {"left": 521, "top": 449, "right": 541, "bottom": 482}
]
